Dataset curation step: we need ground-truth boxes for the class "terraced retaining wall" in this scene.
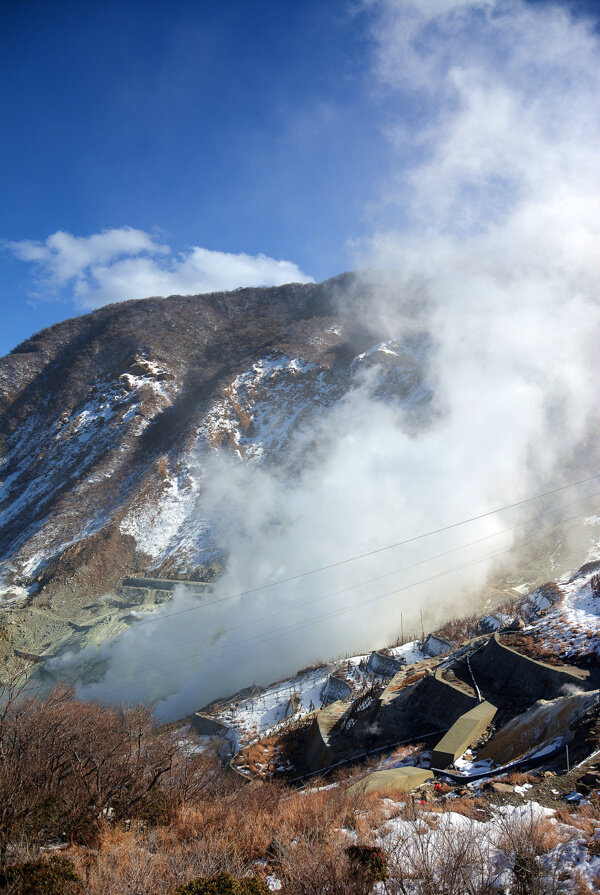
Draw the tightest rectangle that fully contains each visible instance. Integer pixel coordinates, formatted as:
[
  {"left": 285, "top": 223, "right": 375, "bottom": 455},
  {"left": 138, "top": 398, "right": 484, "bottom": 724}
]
[
  {"left": 367, "top": 651, "right": 405, "bottom": 677},
  {"left": 192, "top": 712, "right": 238, "bottom": 752},
  {"left": 121, "top": 577, "right": 211, "bottom": 592},
  {"left": 321, "top": 674, "right": 353, "bottom": 704},
  {"left": 469, "top": 632, "right": 588, "bottom": 701},
  {"left": 305, "top": 700, "right": 349, "bottom": 769},
  {"left": 416, "top": 668, "right": 479, "bottom": 727}
]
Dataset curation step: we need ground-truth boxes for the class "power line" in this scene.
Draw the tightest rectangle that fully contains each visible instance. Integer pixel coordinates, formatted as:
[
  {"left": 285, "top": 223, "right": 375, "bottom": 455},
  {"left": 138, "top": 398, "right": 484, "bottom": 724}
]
[
  {"left": 73, "top": 498, "right": 600, "bottom": 700},
  {"left": 122, "top": 473, "right": 600, "bottom": 628},
  {"left": 77, "top": 486, "right": 599, "bottom": 677},
  {"left": 60, "top": 492, "right": 599, "bottom": 699},
  {"left": 126, "top": 470, "right": 600, "bottom": 629}
]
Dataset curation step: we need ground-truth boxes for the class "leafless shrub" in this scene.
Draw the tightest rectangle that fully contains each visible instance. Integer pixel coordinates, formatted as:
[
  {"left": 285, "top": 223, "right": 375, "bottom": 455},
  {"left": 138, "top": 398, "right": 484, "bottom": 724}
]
[
  {"left": 494, "top": 806, "right": 574, "bottom": 895},
  {"left": 571, "top": 870, "right": 600, "bottom": 894},
  {"left": 503, "top": 771, "right": 538, "bottom": 786},
  {"left": 0, "top": 681, "right": 221, "bottom": 852},
  {"left": 80, "top": 821, "right": 251, "bottom": 895},
  {"left": 435, "top": 613, "right": 483, "bottom": 644},
  {"left": 387, "top": 814, "right": 498, "bottom": 895},
  {"left": 274, "top": 833, "right": 358, "bottom": 895}
]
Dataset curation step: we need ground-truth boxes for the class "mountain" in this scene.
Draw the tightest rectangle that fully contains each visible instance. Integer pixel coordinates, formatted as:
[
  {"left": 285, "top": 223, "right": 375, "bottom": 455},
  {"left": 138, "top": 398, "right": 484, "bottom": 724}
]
[{"left": 0, "top": 274, "right": 433, "bottom": 660}]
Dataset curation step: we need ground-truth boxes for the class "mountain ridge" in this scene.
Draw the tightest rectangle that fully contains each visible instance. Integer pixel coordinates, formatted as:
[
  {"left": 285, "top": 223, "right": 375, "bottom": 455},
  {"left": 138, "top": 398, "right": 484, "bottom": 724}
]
[{"left": 0, "top": 273, "right": 436, "bottom": 661}]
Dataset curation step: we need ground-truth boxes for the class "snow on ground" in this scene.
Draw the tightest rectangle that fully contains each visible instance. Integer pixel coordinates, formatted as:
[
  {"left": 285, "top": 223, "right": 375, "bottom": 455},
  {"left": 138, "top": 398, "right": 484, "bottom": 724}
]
[
  {"left": 215, "top": 667, "right": 333, "bottom": 744},
  {"left": 119, "top": 467, "right": 215, "bottom": 568},
  {"left": 196, "top": 353, "right": 338, "bottom": 463},
  {"left": 3, "top": 339, "right": 432, "bottom": 588},
  {"left": 353, "top": 340, "right": 402, "bottom": 363},
  {"left": 120, "top": 352, "right": 342, "bottom": 567},
  {"left": 387, "top": 640, "right": 426, "bottom": 664},
  {"left": 371, "top": 800, "right": 600, "bottom": 894},
  {"left": 452, "top": 753, "right": 497, "bottom": 775},
  {"left": 0, "top": 353, "right": 181, "bottom": 585},
  {"left": 202, "top": 647, "right": 413, "bottom": 748},
  {"left": 0, "top": 582, "right": 29, "bottom": 605},
  {"left": 524, "top": 569, "right": 600, "bottom": 661}
]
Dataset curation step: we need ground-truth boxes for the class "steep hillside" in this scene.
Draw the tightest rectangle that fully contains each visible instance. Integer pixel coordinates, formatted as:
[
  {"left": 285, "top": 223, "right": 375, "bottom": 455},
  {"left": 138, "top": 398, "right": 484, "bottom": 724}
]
[{"left": 0, "top": 274, "right": 435, "bottom": 655}]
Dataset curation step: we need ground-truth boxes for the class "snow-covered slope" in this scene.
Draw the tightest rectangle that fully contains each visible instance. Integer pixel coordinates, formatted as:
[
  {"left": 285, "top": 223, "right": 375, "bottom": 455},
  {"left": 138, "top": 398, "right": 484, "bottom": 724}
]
[{"left": 0, "top": 276, "right": 434, "bottom": 657}]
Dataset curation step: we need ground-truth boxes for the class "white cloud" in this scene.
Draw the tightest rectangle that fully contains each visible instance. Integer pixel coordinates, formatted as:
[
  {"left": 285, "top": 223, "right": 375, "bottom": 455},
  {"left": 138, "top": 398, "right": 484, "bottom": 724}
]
[{"left": 9, "top": 226, "right": 313, "bottom": 308}]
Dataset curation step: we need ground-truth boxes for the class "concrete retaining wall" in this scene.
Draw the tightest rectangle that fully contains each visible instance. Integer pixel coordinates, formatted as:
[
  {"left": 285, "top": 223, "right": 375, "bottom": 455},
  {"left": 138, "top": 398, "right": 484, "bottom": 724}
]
[
  {"left": 305, "top": 700, "right": 348, "bottom": 769},
  {"left": 321, "top": 674, "right": 353, "bottom": 704},
  {"left": 285, "top": 694, "right": 301, "bottom": 718},
  {"left": 431, "top": 700, "right": 497, "bottom": 769},
  {"left": 367, "top": 651, "right": 405, "bottom": 677},
  {"left": 422, "top": 634, "right": 454, "bottom": 657},
  {"left": 416, "top": 669, "right": 479, "bottom": 728},
  {"left": 192, "top": 713, "right": 238, "bottom": 753},
  {"left": 122, "top": 576, "right": 211, "bottom": 592},
  {"left": 470, "top": 633, "right": 588, "bottom": 702}
]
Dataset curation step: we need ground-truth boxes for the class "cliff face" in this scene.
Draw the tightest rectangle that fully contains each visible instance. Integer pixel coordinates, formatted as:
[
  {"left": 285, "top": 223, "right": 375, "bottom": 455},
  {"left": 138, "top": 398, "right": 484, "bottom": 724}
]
[{"left": 0, "top": 274, "right": 431, "bottom": 619}]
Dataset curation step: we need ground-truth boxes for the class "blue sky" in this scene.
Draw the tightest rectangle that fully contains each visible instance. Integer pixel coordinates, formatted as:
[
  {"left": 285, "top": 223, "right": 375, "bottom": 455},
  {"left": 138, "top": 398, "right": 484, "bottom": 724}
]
[{"left": 1, "top": 0, "right": 598, "bottom": 357}]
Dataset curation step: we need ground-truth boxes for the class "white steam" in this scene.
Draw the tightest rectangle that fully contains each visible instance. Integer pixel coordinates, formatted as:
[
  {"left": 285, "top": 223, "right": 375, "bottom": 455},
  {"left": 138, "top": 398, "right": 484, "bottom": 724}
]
[{"left": 51, "top": 0, "right": 600, "bottom": 719}]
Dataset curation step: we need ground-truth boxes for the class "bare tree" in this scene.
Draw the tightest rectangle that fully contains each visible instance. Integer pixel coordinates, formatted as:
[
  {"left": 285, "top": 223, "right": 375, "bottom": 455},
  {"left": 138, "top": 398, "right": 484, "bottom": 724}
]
[{"left": 0, "top": 680, "right": 201, "bottom": 851}]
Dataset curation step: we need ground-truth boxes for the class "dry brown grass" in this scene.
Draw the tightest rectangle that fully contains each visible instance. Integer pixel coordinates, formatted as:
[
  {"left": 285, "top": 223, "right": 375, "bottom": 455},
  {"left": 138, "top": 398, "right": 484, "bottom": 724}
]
[
  {"left": 495, "top": 808, "right": 569, "bottom": 859},
  {"left": 504, "top": 771, "right": 538, "bottom": 786},
  {"left": 397, "top": 671, "right": 426, "bottom": 688},
  {"left": 572, "top": 871, "right": 600, "bottom": 895},
  {"left": 502, "top": 631, "right": 568, "bottom": 665},
  {"left": 63, "top": 776, "right": 388, "bottom": 894},
  {"left": 439, "top": 796, "right": 492, "bottom": 820},
  {"left": 7, "top": 775, "right": 597, "bottom": 895},
  {"left": 554, "top": 795, "right": 600, "bottom": 856},
  {"left": 5, "top": 677, "right": 600, "bottom": 893}
]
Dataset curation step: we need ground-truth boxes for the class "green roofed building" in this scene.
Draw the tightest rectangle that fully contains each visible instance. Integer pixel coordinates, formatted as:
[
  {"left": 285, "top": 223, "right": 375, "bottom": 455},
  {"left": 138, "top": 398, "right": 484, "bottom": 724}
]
[
  {"left": 431, "top": 700, "right": 497, "bottom": 769},
  {"left": 348, "top": 766, "right": 434, "bottom": 796}
]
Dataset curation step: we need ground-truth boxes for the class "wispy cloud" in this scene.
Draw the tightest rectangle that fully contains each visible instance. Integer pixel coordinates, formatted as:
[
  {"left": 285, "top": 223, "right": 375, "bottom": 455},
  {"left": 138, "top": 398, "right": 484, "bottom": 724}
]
[{"left": 8, "top": 226, "right": 313, "bottom": 309}]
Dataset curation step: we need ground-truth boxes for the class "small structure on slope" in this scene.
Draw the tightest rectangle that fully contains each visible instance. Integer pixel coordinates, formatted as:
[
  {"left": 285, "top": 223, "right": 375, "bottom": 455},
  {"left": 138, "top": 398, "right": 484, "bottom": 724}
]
[
  {"left": 431, "top": 700, "right": 498, "bottom": 769},
  {"left": 320, "top": 673, "right": 353, "bottom": 705},
  {"left": 367, "top": 650, "right": 406, "bottom": 677},
  {"left": 348, "top": 766, "right": 434, "bottom": 796},
  {"left": 422, "top": 633, "right": 454, "bottom": 657}
]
